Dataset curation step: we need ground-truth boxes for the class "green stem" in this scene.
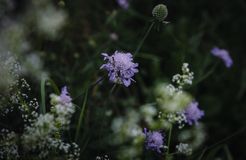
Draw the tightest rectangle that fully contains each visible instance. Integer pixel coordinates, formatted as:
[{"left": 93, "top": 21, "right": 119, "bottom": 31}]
[
  {"left": 47, "top": 79, "right": 60, "bottom": 95},
  {"left": 167, "top": 124, "right": 173, "bottom": 155},
  {"left": 193, "top": 127, "right": 246, "bottom": 159},
  {"left": 40, "top": 78, "right": 46, "bottom": 114},
  {"left": 224, "top": 145, "right": 234, "bottom": 160},
  {"left": 134, "top": 22, "right": 155, "bottom": 56},
  {"left": 75, "top": 88, "right": 89, "bottom": 142},
  {"left": 194, "top": 62, "right": 218, "bottom": 85},
  {"left": 110, "top": 84, "right": 117, "bottom": 94}
]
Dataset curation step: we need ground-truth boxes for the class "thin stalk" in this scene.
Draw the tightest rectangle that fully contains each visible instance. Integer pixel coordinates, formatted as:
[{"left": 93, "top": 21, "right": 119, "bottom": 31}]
[
  {"left": 224, "top": 145, "right": 234, "bottom": 160},
  {"left": 40, "top": 78, "right": 46, "bottom": 114},
  {"left": 75, "top": 88, "right": 89, "bottom": 142},
  {"left": 47, "top": 78, "right": 60, "bottom": 95},
  {"left": 167, "top": 124, "right": 173, "bottom": 155},
  {"left": 194, "top": 62, "right": 218, "bottom": 85},
  {"left": 134, "top": 22, "right": 155, "bottom": 56},
  {"left": 72, "top": 76, "right": 104, "bottom": 101},
  {"left": 110, "top": 84, "right": 117, "bottom": 94},
  {"left": 192, "top": 127, "right": 246, "bottom": 159}
]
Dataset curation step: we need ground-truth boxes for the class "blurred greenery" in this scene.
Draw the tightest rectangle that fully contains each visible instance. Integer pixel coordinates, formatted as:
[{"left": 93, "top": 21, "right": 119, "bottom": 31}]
[{"left": 0, "top": 0, "right": 246, "bottom": 159}]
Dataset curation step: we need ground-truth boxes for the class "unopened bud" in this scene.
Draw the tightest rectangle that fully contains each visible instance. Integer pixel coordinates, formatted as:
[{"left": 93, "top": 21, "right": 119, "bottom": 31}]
[{"left": 152, "top": 4, "right": 168, "bottom": 22}]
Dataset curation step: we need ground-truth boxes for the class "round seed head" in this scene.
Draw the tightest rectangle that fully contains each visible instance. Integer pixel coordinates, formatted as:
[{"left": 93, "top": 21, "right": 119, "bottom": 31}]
[{"left": 152, "top": 4, "right": 168, "bottom": 22}]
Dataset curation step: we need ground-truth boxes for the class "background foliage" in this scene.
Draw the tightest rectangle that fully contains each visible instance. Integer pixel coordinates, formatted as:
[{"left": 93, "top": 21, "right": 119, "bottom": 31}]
[{"left": 0, "top": 0, "right": 245, "bottom": 159}]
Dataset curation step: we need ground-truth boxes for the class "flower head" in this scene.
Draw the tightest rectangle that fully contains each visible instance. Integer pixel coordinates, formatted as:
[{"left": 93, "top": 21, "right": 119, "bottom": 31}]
[
  {"left": 143, "top": 128, "right": 164, "bottom": 153},
  {"left": 50, "top": 86, "right": 72, "bottom": 107},
  {"left": 100, "top": 51, "right": 138, "bottom": 87},
  {"left": 211, "top": 47, "right": 233, "bottom": 68},
  {"left": 152, "top": 4, "right": 168, "bottom": 23},
  {"left": 176, "top": 143, "right": 192, "bottom": 155},
  {"left": 116, "top": 0, "right": 129, "bottom": 10},
  {"left": 184, "top": 101, "right": 204, "bottom": 125},
  {"left": 60, "top": 86, "right": 72, "bottom": 104}
]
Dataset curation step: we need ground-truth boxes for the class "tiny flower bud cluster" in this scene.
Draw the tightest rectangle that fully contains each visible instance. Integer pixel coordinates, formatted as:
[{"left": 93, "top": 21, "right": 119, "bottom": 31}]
[
  {"left": 22, "top": 87, "right": 79, "bottom": 159},
  {"left": 166, "top": 112, "right": 187, "bottom": 129},
  {"left": 172, "top": 63, "right": 194, "bottom": 91},
  {"left": 176, "top": 143, "right": 192, "bottom": 155},
  {"left": 96, "top": 155, "right": 110, "bottom": 160},
  {"left": 50, "top": 86, "right": 75, "bottom": 127},
  {"left": 0, "top": 129, "right": 19, "bottom": 159}
]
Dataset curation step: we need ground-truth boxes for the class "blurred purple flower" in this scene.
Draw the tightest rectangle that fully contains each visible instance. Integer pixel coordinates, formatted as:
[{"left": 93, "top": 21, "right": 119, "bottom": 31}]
[
  {"left": 60, "top": 86, "right": 72, "bottom": 104},
  {"left": 116, "top": 0, "right": 129, "bottom": 9},
  {"left": 143, "top": 128, "right": 164, "bottom": 153},
  {"left": 184, "top": 101, "right": 204, "bottom": 125},
  {"left": 211, "top": 47, "right": 233, "bottom": 68},
  {"left": 100, "top": 51, "right": 138, "bottom": 87}
]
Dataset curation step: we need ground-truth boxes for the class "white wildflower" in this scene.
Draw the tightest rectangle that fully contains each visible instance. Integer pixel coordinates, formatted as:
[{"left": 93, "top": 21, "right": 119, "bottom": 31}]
[
  {"left": 176, "top": 143, "right": 192, "bottom": 155},
  {"left": 172, "top": 63, "right": 194, "bottom": 89}
]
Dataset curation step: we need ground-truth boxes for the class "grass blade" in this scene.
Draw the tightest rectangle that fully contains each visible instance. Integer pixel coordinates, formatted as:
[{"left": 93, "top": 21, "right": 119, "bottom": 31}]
[{"left": 75, "top": 88, "right": 89, "bottom": 142}]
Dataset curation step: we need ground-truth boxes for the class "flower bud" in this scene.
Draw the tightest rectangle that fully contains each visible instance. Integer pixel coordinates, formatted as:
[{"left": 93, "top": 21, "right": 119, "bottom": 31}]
[{"left": 152, "top": 4, "right": 168, "bottom": 22}]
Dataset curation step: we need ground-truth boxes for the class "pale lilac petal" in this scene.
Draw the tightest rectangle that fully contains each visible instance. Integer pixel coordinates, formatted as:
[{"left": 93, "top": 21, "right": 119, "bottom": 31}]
[{"left": 100, "top": 51, "right": 138, "bottom": 87}]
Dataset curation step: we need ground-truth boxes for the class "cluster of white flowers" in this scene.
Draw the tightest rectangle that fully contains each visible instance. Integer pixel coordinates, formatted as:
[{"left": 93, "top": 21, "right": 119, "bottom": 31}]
[
  {"left": 110, "top": 108, "right": 147, "bottom": 159},
  {"left": 166, "top": 112, "right": 187, "bottom": 129},
  {"left": 0, "top": 129, "right": 19, "bottom": 159},
  {"left": 155, "top": 83, "right": 192, "bottom": 113},
  {"left": 0, "top": 55, "right": 39, "bottom": 119},
  {"left": 153, "top": 63, "right": 196, "bottom": 129},
  {"left": 176, "top": 143, "right": 192, "bottom": 155},
  {"left": 140, "top": 104, "right": 157, "bottom": 126},
  {"left": 96, "top": 155, "right": 110, "bottom": 160},
  {"left": 178, "top": 123, "right": 206, "bottom": 149},
  {"left": 111, "top": 109, "right": 143, "bottom": 144},
  {"left": 0, "top": 55, "right": 79, "bottom": 159},
  {"left": 50, "top": 91, "right": 75, "bottom": 128},
  {"left": 0, "top": 53, "right": 21, "bottom": 96},
  {"left": 172, "top": 63, "right": 194, "bottom": 90},
  {"left": 36, "top": 5, "right": 67, "bottom": 38},
  {"left": 21, "top": 88, "right": 79, "bottom": 159}
]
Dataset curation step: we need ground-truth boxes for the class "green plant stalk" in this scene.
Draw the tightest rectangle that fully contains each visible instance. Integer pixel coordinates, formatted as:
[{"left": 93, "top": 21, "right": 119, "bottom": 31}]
[
  {"left": 166, "top": 124, "right": 173, "bottom": 159},
  {"left": 47, "top": 79, "right": 60, "bottom": 95},
  {"left": 40, "top": 78, "right": 46, "bottom": 114},
  {"left": 224, "top": 145, "right": 234, "bottom": 160},
  {"left": 110, "top": 84, "right": 117, "bottom": 94},
  {"left": 134, "top": 22, "right": 155, "bottom": 56},
  {"left": 75, "top": 88, "right": 89, "bottom": 142},
  {"left": 194, "top": 62, "right": 218, "bottom": 85}
]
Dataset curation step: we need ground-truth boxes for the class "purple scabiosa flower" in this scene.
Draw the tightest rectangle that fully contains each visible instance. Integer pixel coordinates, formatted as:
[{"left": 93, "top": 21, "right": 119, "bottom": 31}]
[
  {"left": 211, "top": 47, "right": 233, "bottom": 68},
  {"left": 100, "top": 51, "right": 138, "bottom": 87},
  {"left": 116, "top": 0, "right": 129, "bottom": 10},
  {"left": 143, "top": 128, "right": 164, "bottom": 153},
  {"left": 184, "top": 101, "right": 204, "bottom": 125},
  {"left": 60, "top": 86, "right": 72, "bottom": 104}
]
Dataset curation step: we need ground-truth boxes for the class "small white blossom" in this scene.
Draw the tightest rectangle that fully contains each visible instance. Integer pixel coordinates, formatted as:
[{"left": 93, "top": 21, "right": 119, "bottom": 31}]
[
  {"left": 172, "top": 63, "right": 194, "bottom": 89},
  {"left": 176, "top": 143, "right": 192, "bottom": 155}
]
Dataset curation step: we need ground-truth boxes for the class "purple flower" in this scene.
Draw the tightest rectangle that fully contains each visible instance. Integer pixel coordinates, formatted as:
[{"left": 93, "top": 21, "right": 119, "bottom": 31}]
[
  {"left": 211, "top": 47, "right": 233, "bottom": 68},
  {"left": 184, "top": 101, "right": 204, "bottom": 125},
  {"left": 100, "top": 51, "right": 138, "bottom": 87},
  {"left": 60, "top": 86, "right": 72, "bottom": 104},
  {"left": 116, "top": 0, "right": 129, "bottom": 10},
  {"left": 143, "top": 128, "right": 164, "bottom": 153}
]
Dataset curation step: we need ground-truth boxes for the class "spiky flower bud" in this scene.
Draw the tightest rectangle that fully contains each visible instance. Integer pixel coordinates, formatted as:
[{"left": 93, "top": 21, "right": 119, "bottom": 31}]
[{"left": 152, "top": 4, "right": 168, "bottom": 22}]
